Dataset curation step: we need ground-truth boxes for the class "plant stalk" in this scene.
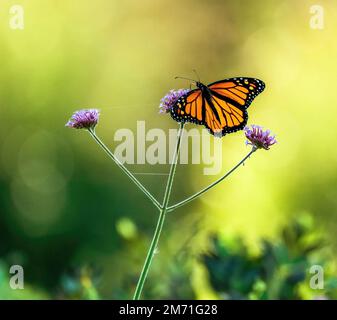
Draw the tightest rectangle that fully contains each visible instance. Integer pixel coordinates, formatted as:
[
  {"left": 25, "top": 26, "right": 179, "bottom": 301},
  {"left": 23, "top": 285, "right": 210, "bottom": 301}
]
[
  {"left": 133, "top": 122, "right": 185, "bottom": 300},
  {"left": 88, "top": 128, "right": 161, "bottom": 210},
  {"left": 167, "top": 148, "right": 256, "bottom": 212}
]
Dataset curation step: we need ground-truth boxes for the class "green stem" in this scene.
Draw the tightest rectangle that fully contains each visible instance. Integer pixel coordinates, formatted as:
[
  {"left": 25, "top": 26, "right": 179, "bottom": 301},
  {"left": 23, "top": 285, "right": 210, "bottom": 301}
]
[
  {"left": 88, "top": 129, "right": 162, "bottom": 210},
  {"left": 167, "top": 148, "right": 256, "bottom": 212},
  {"left": 133, "top": 122, "right": 185, "bottom": 300}
]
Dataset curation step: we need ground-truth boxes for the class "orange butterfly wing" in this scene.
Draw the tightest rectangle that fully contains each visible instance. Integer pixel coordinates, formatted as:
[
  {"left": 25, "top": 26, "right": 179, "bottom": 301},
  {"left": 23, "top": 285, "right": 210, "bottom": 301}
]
[
  {"left": 170, "top": 89, "right": 204, "bottom": 125},
  {"left": 170, "top": 77, "right": 265, "bottom": 137}
]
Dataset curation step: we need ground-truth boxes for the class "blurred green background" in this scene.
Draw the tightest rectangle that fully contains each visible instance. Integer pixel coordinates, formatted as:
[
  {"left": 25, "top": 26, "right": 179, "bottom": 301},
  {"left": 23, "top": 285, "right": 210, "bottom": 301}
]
[{"left": 0, "top": 0, "right": 337, "bottom": 299}]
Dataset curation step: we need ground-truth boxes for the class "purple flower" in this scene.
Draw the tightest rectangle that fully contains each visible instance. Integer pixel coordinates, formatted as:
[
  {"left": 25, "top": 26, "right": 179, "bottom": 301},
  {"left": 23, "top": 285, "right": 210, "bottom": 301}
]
[
  {"left": 159, "top": 89, "right": 190, "bottom": 113},
  {"left": 65, "top": 109, "right": 100, "bottom": 130},
  {"left": 244, "top": 125, "right": 277, "bottom": 150}
]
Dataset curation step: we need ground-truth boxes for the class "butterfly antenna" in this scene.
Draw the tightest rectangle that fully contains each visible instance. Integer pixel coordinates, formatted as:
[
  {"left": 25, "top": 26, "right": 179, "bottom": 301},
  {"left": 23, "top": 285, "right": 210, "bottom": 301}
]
[
  {"left": 174, "top": 76, "right": 197, "bottom": 85},
  {"left": 192, "top": 69, "right": 200, "bottom": 82}
]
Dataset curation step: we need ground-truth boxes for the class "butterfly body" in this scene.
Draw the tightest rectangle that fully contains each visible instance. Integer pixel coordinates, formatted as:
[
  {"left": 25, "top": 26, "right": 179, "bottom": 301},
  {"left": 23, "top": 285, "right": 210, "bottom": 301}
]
[{"left": 170, "top": 77, "right": 265, "bottom": 137}]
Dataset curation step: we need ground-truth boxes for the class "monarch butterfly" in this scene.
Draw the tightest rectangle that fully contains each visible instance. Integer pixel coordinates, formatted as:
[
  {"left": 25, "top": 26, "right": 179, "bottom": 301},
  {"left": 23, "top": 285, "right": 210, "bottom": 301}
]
[{"left": 170, "top": 77, "right": 265, "bottom": 137}]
